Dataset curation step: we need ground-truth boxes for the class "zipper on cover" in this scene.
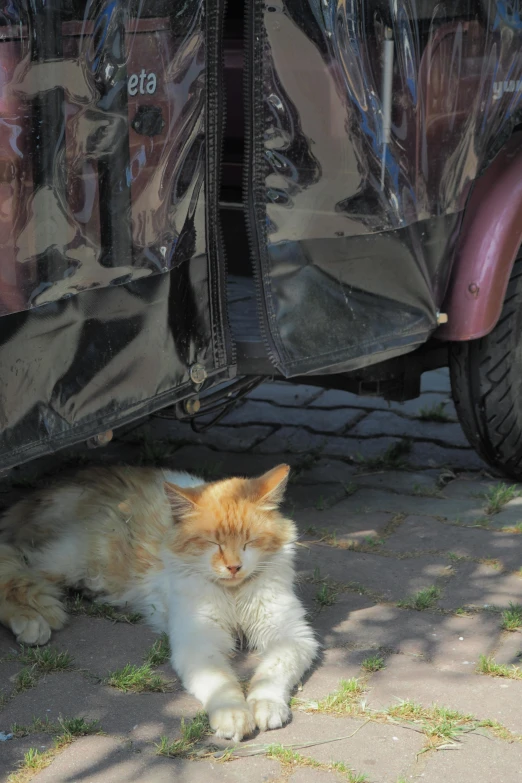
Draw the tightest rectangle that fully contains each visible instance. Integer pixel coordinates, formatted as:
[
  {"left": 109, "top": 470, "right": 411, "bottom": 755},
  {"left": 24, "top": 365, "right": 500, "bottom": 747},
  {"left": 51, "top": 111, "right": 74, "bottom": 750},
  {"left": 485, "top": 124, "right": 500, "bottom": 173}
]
[
  {"left": 243, "top": 0, "right": 283, "bottom": 373},
  {"left": 206, "top": 0, "right": 236, "bottom": 371}
]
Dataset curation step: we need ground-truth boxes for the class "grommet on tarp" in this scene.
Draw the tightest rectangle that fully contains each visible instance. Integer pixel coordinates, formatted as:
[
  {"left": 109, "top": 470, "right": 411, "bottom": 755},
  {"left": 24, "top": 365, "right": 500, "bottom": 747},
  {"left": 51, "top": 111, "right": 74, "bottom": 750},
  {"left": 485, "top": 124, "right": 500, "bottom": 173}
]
[
  {"left": 189, "top": 363, "right": 207, "bottom": 385},
  {"left": 184, "top": 397, "right": 201, "bottom": 415}
]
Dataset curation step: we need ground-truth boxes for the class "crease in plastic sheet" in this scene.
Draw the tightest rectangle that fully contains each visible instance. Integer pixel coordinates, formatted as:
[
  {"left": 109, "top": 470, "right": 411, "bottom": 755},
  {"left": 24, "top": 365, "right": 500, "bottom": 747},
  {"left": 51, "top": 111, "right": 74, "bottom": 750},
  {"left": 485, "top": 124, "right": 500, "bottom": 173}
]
[
  {"left": 253, "top": 0, "right": 522, "bottom": 375},
  {"left": 0, "top": 0, "right": 232, "bottom": 471},
  {"left": 0, "top": 0, "right": 208, "bottom": 316}
]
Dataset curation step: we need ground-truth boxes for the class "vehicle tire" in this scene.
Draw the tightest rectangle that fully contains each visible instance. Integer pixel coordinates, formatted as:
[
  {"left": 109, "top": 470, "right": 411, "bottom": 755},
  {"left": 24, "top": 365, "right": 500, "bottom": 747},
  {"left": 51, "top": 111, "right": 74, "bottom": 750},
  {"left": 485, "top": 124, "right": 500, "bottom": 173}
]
[{"left": 449, "top": 254, "right": 522, "bottom": 479}]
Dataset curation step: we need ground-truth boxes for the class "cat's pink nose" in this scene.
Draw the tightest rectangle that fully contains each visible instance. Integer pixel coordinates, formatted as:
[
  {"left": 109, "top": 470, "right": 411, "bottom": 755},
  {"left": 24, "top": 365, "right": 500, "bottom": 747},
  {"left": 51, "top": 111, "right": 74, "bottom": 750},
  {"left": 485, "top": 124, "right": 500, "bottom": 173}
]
[{"left": 227, "top": 565, "right": 242, "bottom": 575}]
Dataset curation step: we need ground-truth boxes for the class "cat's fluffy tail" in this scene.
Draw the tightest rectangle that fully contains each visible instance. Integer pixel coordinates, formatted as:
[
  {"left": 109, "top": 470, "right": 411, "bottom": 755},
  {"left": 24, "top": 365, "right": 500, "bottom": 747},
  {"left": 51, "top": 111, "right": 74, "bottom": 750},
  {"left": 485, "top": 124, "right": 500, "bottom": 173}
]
[{"left": 0, "top": 544, "right": 67, "bottom": 646}]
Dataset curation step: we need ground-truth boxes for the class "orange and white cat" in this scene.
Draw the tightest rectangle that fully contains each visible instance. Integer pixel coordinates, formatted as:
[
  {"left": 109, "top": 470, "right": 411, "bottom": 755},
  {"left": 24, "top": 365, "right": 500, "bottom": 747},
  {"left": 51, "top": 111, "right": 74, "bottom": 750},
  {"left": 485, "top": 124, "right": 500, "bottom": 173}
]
[{"left": 0, "top": 464, "right": 317, "bottom": 741}]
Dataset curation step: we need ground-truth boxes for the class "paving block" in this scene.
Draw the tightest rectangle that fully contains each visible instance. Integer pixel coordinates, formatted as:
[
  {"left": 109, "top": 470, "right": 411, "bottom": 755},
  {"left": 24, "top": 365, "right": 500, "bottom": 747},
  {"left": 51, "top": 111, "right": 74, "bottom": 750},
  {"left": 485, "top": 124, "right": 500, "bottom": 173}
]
[
  {"left": 351, "top": 411, "right": 469, "bottom": 448},
  {"left": 49, "top": 616, "right": 160, "bottom": 679},
  {"left": 367, "top": 654, "right": 522, "bottom": 732},
  {"left": 137, "top": 417, "right": 275, "bottom": 453},
  {"left": 273, "top": 712, "right": 423, "bottom": 783},
  {"left": 309, "top": 593, "right": 376, "bottom": 652},
  {"left": 309, "top": 389, "right": 457, "bottom": 419},
  {"left": 0, "top": 672, "right": 196, "bottom": 741},
  {"left": 296, "top": 508, "right": 392, "bottom": 546},
  {"left": 254, "top": 428, "right": 335, "bottom": 455},
  {"left": 286, "top": 483, "right": 348, "bottom": 512},
  {"left": 443, "top": 477, "right": 522, "bottom": 499},
  {"left": 247, "top": 382, "right": 322, "bottom": 407},
  {"left": 294, "top": 459, "right": 358, "bottom": 485},
  {"left": 354, "top": 470, "right": 440, "bottom": 495},
  {"left": 306, "top": 601, "right": 501, "bottom": 671},
  {"left": 420, "top": 369, "right": 451, "bottom": 394},
  {"left": 0, "top": 625, "right": 19, "bottom": 660},
  {"left": 322, "top": 487, "right": 486, "bottom": 522},
  {"left": 295, "top": 544, "right": 449, "bottom": 603},
  {"left": 494, "top": 631, "right": 522, "bottom": 666},
  {"left": 437, "top": 560, "right": 522, "bottom": 609},
  {"left": 0, "top": 661, "right": 24, "bottom": 704},
  {"left": 409, "top": 441, "right": 486, "bottom": 471},
  {"left": 218, "top": 400, "right": 362, "bottom": 433},
  {"left": 0, "top": 732, "right": 55, "bottom": 783},
  {"left": 329, "top": 436, "right": 484, "bottom": 471},
  {"left": 420, "top": 733, "right": 522, "bottom": 783},
  {"left": 288, "top": 770, "right": 344, "bottom": 783},
  {"left": 309, "top": 389, "right": 392, "bottom": 410},
  {"left": 31, "top": 736, "right": 281, "bottom": 783},
  {"left": 383, "top": 515, "right": 522, "bottom": 570},
  {"left": 258, "top": 432, "right": 483, "bottom": 472},
  {"left": 296, "top": 647, "right": 370, "bottom": 701},
  {"left": 168, "top": 446, "right": 288, "bottom": 478}
]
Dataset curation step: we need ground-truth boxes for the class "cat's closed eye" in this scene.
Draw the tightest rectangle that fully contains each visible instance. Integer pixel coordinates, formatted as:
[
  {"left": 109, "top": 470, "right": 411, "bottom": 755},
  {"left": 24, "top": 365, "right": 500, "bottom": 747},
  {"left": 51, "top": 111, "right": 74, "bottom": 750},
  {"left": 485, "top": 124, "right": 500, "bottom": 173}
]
[{"left": 243, "top": 539, "right": 258, "bottom": 550}]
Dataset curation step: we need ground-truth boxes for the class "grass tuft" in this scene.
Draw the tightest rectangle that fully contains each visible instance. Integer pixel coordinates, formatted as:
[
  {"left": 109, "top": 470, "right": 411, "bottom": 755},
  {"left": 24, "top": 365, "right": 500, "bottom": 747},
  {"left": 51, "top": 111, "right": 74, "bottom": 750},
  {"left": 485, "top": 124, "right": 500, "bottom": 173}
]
[
  {"left": 342, "top": 481, "right": 358, "bottom": 497},
  {"left": 144, "top": 633, "right": 171, "bottom": 666},
  {"left": 501, "top": 602, "right": 522, "bottom": 632},
  {"left": 502, "top": 522, "right": 522, "bottom": 534},
  {"left": 363, "top": 536, "right": 384, "bottom": 548},
  {"left": 418, "top": 402, "right": 452, "bottom": 422},
  {"left": 472, "top": 517, "right": 492, "bottom": 528},
  {"left": 315, "top": 583, "right": 338, "bottom": 607},
  {"left": 138, "top": 438, "right": 179, "bottom": 466},
  {"left": 447, "top": 551, "right": 465, "bottom": 563},
  {"left": 481, "top": 483, "right": 520, "bottom": 515},
  {"left": 292, "top": 679, "right": 522, "bottom": 752},
  {"left": 386, "top": 701, "right": 477, "bottom": 749},
  {"left": 67, "top": 592, "right": 142, "bottom": 624},
  {"left": 156, "top": 712, "right": 211, "bottom": 758},
  {"left": 17, "top": 646, "right": 73, "bottom": 673},
  {"left": 13, "top": 669, "right": 38, "bottom": 694},
  {"left": 397, "top": 585, "right": 441, "bottom": 611},
  {"left": 300, "top": 678, "right": 365, "bottom": 716},
  {"left": 7, "top": 716, "right": 101, "bottom": 783},
  {"left": 355, "top": 439, "right": 412, "bottom": 472},
  {"left": 361, "top": 656, "right": 385, "bottom": 673},
  {"left": 56, "top": 716, "right": 100, "bottom": 742},
  {"left": 412, "top": 482, "right": 443, "bottom": 498},
  {"left": 266, "top": 744, "right": 368, "bottom": 782},
  {"left": 477, "top": 654, "right": 522, "bottom": 680},
  {"left": 315, "top": 495, "right": 333, "bottom": 511},
  {"left": 293, "top": 679, "right": 522, "bottom": 751},
  {"left": 20, "top": 748, "right": 46, "bottom": 770},
  {"left": 105, "top": 663, "right": 170, "bottom": 693}
]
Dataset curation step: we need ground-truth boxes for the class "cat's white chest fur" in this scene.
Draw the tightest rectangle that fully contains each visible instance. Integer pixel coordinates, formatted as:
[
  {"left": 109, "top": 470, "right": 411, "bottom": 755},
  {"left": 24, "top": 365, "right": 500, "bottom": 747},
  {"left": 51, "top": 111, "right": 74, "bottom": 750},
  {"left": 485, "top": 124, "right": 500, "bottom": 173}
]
[{"left": 134, "top": 543, "right": 297, "bottom": 651}]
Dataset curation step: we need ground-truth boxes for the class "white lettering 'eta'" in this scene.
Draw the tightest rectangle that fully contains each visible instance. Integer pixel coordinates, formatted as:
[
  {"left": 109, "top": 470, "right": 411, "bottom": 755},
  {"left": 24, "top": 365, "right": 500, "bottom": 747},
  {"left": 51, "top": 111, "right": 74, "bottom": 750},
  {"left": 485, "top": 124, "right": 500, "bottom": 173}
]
[{"left": 128, "top": 69, "right": 157, "bottom": 96}]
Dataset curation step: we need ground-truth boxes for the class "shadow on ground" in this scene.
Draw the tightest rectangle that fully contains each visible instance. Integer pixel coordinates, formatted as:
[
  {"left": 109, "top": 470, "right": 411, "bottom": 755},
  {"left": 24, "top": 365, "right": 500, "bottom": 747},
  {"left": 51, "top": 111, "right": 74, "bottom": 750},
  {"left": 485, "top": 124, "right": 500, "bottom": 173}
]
[{"left": 1, "top": 372, "right": 522, "bottom": 783}]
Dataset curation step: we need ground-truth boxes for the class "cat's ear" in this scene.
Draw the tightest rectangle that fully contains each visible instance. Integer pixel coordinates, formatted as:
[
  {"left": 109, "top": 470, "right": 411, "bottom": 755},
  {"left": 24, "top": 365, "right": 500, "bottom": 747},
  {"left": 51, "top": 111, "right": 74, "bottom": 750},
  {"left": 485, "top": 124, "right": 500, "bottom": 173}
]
[
  {"left": 164, "top": 483, "right": 202, "bottom": 517},
  {"left": 253, "top": 464, "right": 290, "bottom": 508}
]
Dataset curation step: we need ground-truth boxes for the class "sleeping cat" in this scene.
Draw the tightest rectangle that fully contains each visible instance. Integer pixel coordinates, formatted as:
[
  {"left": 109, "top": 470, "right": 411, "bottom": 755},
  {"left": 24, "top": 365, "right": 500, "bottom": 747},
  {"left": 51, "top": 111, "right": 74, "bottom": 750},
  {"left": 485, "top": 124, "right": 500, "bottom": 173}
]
[{"left": 0, "top": 463, "right": 318, "bottom": 742}]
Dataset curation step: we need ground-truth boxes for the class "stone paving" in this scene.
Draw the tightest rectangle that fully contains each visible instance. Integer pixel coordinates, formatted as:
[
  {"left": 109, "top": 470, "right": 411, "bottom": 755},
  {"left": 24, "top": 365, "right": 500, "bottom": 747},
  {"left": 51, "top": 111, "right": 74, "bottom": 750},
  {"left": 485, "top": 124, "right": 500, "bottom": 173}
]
[{"left": 1, "top": 369, "right": 522, "bottom": 782}]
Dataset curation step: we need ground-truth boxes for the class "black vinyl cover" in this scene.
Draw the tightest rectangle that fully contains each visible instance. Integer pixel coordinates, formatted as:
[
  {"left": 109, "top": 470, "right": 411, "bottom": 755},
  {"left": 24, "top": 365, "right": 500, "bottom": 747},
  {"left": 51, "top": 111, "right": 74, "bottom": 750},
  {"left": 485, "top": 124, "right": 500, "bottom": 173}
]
[
  {"left": 0, "top": 0, "right": 232, "bottom": 469},
  {"left": 246, "top": 0, "right": 522, "bottom": 377}
]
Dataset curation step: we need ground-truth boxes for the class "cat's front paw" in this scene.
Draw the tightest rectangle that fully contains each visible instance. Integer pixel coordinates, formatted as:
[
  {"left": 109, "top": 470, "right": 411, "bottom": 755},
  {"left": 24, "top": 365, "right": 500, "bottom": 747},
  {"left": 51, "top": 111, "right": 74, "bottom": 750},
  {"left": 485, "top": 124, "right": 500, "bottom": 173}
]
[
  {"left": 248, "top": 698, "right": 291, "bottom": 731},
  {"left": 209, "top": 704, "right": 256, "bottom": 743},
  {"left": 10, "top": 614, "right": 51, "bottom": 646}
]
